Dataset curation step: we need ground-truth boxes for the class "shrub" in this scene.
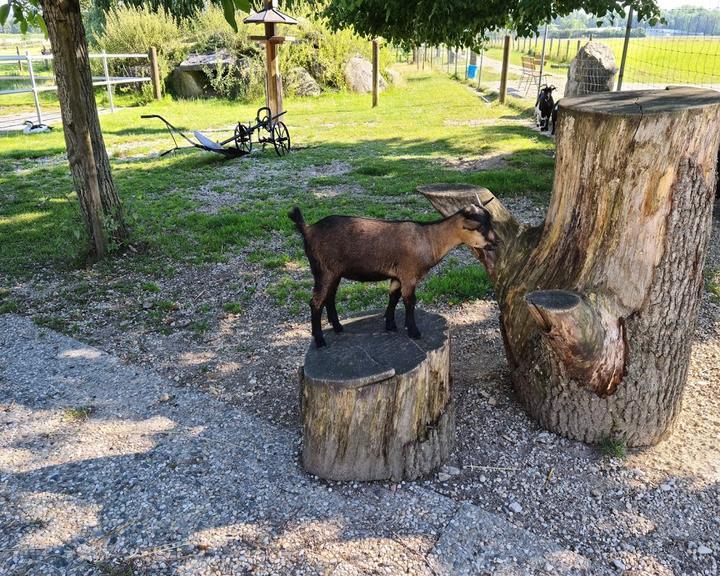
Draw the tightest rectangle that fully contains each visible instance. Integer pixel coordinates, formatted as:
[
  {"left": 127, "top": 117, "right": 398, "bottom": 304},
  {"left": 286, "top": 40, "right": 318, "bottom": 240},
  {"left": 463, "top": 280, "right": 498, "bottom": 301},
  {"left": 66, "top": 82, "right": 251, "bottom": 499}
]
[{"left": 95, "top": 4, "right": 187, "bottom": 98}]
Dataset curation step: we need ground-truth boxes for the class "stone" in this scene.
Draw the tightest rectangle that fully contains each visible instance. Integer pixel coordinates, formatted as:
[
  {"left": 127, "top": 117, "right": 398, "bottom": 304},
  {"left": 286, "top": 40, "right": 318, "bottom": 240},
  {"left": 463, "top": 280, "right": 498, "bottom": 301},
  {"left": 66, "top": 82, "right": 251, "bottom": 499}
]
[
  {"left": 508, "top": 502, "right": 523, "bottom": 514},
  {"left": 171, "top": 69, "right": 205, "bottom": 99},
  {"left": 612, "top": 558, "right": 626, "bottom": 571},
  {"left": 564, "top": 41, "right": 617, "bottom": 98},
  {"left": 285, "top": 67, "right": 321, "bottom": 97},
  {"left": 344, "top": 56, "right": 387, "bottom": 94},
  {"left": 697, "top": 545, "right": 713, "bottom": 555},
  {"left": 385, "top": 67, "right": 404, "bottom": 86}
]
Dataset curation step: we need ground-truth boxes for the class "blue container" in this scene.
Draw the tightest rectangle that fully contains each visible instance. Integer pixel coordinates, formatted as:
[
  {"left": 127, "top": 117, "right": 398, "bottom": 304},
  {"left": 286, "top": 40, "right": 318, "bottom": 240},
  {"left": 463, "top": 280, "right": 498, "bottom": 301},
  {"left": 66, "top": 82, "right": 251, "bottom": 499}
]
[{"left": 467, "top": 64, "right": 478, "bottom": 79}]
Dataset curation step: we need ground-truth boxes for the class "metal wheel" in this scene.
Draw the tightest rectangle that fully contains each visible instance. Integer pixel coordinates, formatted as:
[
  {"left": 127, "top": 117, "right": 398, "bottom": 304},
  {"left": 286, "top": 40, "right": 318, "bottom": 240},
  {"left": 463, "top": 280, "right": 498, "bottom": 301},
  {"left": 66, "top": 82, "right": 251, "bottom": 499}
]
[
  {"left": 234, "top": 123, "right": 252, "bottom": 154},
  {"left": 271, "top": 121, "right": 291, "bottom": 156}
]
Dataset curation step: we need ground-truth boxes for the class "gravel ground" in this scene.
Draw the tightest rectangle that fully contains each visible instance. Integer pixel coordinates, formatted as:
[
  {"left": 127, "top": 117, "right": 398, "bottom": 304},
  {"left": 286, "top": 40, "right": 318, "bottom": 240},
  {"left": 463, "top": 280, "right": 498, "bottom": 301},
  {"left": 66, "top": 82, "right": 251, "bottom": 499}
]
[
  {"left": 2, "top": 180, "right": 719, "bottom": 573},
  {"left": 0, "top": 314, "right": 589, "bottom": 575}
]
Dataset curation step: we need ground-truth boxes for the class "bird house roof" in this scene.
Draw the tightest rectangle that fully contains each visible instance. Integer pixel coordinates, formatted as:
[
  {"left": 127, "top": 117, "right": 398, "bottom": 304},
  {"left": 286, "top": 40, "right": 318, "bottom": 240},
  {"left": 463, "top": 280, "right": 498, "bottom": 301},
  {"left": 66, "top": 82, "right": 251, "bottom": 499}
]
[{"left": 243, "top": 7, "right": 298, "bottom": 25}]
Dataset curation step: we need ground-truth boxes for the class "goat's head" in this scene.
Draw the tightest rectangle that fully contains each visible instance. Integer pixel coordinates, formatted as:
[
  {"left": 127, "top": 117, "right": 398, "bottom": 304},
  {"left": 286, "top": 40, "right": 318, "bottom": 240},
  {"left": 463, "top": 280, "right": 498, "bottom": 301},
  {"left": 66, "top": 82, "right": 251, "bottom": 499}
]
[{"left": 457, "top": 205, "right": 497, "bottom": 250}]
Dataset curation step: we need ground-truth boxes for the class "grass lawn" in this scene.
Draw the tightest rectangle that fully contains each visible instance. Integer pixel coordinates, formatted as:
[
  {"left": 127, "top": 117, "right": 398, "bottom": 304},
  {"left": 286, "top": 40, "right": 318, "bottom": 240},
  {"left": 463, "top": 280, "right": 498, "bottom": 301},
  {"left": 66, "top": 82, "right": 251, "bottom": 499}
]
[{"left": 0, "top": 66, "right": 552, "bottom": 318}]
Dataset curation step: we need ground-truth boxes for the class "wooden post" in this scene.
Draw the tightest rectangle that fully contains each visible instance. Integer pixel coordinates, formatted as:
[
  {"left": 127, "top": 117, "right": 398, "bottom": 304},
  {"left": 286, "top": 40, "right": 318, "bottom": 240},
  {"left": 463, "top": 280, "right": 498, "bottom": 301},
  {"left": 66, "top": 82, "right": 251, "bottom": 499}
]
[
  {"left": 617, "top": 7, "right": 634, "bottom": 91},
  {"left": 565, "top": 39, "right": 570, "bottom": 61},
  {"left": 372, "top": 38, "right": 379, "bottom": 108},
  {"left": 148, "top": 46, "right": 162, "bottom": 100},
  {"left": 264, "top": 21, "right": 283, "bottom": 118},
  {"left": 16, "top": 45, "right": 23, "bottom": 73},
  {"left": 576, "top": 39, "right": 581, "bottom": 56},
  {"left": 499, "top": 35, "right": 510, "bottom": 104},
  {"left": 102, "top": 52, "right": 114, "bottom": 112}
]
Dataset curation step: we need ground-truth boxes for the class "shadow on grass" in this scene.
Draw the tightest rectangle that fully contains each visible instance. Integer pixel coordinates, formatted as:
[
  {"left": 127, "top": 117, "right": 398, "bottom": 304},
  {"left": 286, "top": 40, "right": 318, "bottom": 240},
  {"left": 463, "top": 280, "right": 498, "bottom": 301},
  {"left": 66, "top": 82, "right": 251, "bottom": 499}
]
[{"left": 0, "top": 126, "right": 554, "bottom": 278}]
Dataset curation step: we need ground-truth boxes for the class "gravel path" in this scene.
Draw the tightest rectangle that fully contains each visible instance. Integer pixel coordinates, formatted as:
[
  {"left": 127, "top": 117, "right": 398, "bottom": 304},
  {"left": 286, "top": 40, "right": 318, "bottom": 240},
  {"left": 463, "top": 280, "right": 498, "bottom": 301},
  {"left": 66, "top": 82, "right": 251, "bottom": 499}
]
[{"left": 0, "top": 314, "right": 589, "bottom": 575}]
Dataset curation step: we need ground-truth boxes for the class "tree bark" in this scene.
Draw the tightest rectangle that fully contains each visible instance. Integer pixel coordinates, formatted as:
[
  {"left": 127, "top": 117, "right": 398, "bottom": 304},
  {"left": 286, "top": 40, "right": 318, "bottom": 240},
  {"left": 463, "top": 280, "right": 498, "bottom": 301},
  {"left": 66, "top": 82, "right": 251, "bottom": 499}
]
[
  {"left": 40, "top": 0, "right": 127, "bottom": 260},
  {"left": 420, "top": 87, "right": 720, "bottom": 447},
  {"left": 300, "top": 310, "right": 454, "bottom": 481}
]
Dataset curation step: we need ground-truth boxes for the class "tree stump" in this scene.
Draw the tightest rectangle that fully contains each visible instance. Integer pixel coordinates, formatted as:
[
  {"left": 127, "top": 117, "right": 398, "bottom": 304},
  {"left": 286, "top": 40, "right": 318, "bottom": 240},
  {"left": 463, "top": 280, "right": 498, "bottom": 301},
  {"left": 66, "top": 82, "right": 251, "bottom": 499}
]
[
  {"left": 420, "top": 87, "right": 720, "bottom": 447},
  {"left": 299, "top": 309, "right": 454, "bottom": 481}
]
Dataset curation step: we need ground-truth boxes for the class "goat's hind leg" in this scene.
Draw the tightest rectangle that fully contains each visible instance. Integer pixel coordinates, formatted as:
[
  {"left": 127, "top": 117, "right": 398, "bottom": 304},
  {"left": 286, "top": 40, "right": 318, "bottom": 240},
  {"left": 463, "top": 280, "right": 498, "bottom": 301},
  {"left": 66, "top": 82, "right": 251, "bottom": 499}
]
[
  {"left": 309, "top": 276, "right": 334, "bottom": 348},
  {"left": 385, "top": 279, "right": 401, "bottom": 331},
  {"left": 325, "top": 278, "right": 343, "bottom": 333}
]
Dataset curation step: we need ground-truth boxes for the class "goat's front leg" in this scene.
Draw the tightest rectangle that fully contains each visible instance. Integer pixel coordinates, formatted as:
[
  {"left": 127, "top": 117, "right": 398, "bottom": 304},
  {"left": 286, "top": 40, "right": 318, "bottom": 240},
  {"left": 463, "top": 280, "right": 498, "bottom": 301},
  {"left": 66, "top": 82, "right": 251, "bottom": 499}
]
[
  {"left": 402, "top": 284, "right": 421, "bottom": 339},
  {"left": 385, "top": 279, "right": 401, "bottom": 331},
  {"left": 325, "top": 279, "right": 343, "bottom": 333}
]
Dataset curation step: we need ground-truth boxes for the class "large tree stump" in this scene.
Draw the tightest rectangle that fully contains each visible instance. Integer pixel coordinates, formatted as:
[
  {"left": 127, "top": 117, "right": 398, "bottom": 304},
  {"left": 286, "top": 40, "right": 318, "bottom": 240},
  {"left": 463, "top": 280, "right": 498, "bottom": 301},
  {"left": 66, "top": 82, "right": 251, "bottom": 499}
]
[
  {"left": 299, "top": 309, "right": 454, "bottom": 481},
  {"left": 420, "top": 87, "right": 720, "bottom": 447}
]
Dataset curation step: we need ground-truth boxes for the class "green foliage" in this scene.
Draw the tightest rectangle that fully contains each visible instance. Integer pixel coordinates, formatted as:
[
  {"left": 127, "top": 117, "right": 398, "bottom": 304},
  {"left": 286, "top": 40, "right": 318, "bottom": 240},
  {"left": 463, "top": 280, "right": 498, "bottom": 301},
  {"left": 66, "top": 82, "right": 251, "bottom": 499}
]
[
  {"left": 316, "top": 0, "right": 662, "bottom": 47},
  {"left": 706, "top": 268, "right": 720, "bottom": 304},
  {"left": 280, "top": 5, "right": 395, "bottom": 90},
  {"left": 63, "top": 405, "right": 95, "bottom": 422},
  {"left": 599, "top": 436, "right": 627, "bottom": 459},
  {"left": 95, "top": 3, "right": 187, "bottom": 95}
]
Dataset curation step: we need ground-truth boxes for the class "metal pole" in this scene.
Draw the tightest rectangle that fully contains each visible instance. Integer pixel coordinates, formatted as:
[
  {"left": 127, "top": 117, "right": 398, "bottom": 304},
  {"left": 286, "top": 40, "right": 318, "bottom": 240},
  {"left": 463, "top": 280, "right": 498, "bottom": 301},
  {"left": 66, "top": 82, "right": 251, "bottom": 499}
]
[
  {"left": 25, "top": 52, "right": 43, "bottom": 125},
  {"left": 499, "top": 35, "right": 510, "bottom": 103},
  {"left": 102, "top": 52, "right": 115, "bottom": 112},
  {"left": 537, "top": 24, "right": 548, "bottom": 95},
  {"left": 477, "top": 48, "right": 484, "bottom": 88},
  {"left": 617, "top": 6, "right": 634, "bottom": 91}
]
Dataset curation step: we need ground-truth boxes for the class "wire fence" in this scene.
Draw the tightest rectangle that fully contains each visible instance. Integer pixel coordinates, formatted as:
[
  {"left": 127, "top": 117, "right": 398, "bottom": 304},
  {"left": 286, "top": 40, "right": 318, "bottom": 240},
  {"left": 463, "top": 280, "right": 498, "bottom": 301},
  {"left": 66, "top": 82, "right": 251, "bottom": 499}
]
[{"left": 405, "top": 4, "right": 720, "bottom": 100}]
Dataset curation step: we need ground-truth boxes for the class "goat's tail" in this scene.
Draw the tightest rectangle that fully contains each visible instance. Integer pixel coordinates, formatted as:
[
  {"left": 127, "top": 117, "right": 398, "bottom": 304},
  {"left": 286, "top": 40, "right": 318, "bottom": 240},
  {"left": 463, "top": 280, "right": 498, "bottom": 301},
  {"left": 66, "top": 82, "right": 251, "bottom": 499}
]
[{"left": 288, "top": 206, "right": 306, "bottom": 237}]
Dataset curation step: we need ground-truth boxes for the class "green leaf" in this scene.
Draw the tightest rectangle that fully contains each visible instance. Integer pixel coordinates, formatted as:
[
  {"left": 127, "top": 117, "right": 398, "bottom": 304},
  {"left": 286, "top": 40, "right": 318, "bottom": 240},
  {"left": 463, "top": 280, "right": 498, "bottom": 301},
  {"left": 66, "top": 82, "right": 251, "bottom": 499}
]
[
  {"left": 221, "top": 0, "right": 238, "bottom": 31},
  {"left": 20, "top": 19, "right": 28, "bottom": 34},
  {"left": 0, "top": 4, "right": 9, "bottom": 26},
  {"left": 37, "top": 15, "right": 47, "bottom": 37},
  {"left": 232, "top": 0, "right": 251, "bottom": 13}
]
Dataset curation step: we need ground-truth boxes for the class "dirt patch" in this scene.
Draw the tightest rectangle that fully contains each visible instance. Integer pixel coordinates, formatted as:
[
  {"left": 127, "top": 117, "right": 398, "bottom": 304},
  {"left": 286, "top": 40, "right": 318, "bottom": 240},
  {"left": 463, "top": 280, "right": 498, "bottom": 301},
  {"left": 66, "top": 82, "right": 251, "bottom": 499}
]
[{"left": 437, "top": 151, "right": 513, "bottom": 172}]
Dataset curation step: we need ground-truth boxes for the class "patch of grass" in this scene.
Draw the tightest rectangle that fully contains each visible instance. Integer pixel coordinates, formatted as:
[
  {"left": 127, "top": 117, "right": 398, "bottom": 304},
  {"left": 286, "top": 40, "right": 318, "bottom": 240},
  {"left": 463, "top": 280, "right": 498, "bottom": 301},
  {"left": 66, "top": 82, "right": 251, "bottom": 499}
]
[
  {"left": 599, "top": 436, "right": 627, "bottom": 459},
  {"left": 191, "top": 319, "right": 210, "bottom": 334},
  {"left": 63, "top": 405, "right": 95, "bottom": 422},
  {"left": 33, "top": 315, "right": 71, "bottom": 333},
  {"left": 223, "top": 302, "right": 244, "bottom": 314},
  {"left": 337, "top": 282, "right": 388, "bottom": 313},
  {"left": 157, "top": 299, "right": 179, "bottom": 312},
  {"left": 707, "top": 267, "right": 720, "bottom": 304},
  {"left": 141, "top": 282, "right": 161, "bottom": 293},
  {"left": 418, "top": 259, "right": 492, "bottom": 305},
  {"left": 1, "top": 69, "right": 555, "bottom": 283},
  {"left": 267, "top": 275, "right": 313, "bottom": 314},
  {"left": 0, "top": 299, "right": 19, "bottom": 314}
]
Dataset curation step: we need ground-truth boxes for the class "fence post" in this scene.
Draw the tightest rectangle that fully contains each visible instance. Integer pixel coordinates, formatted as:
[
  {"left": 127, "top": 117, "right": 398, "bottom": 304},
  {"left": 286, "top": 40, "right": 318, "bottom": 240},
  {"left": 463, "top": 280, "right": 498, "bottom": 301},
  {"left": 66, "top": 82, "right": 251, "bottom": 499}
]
[
  {"left": 537, "top": 24, "right": 548, "bottom": 96},
  {"left": 25, "top": 52, "right": 43, "bottom": 125},
  {"left": 565, "top": 39, "right": 570, "bottom": 61},
  {"left": 464, "top": 48, "right": 469, "bottom": 80},
  {"left": 372, "top": 38, "right": 379, "bottom": 108},
  {"left": 617, "top": 6, "right": 634, "bottom": 91},
  {"left": 576, "top": 39, "right": 581, "bottom": 56},
  {"left": 102, "top": 52, "right": 115, "bottom": 112},
  {"left": 477, "top": 48, "right": 484, "bottom": 89},
  {"left": 499, "top": 35, "right": 510, "bottom": 104},
  {"left": 16, "top": 46, "right": 23, "bottom": 73},
  {"left": 148, "top": 46, "right": 162, "bottom": 100}
]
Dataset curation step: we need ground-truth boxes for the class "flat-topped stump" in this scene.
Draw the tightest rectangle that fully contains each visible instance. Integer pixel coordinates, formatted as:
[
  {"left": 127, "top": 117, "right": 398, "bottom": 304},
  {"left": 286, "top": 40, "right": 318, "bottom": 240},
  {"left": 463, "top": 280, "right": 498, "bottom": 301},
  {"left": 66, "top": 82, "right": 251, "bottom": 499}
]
[{"left": 299, "top": 309, "right": 454, "bottom": 481}]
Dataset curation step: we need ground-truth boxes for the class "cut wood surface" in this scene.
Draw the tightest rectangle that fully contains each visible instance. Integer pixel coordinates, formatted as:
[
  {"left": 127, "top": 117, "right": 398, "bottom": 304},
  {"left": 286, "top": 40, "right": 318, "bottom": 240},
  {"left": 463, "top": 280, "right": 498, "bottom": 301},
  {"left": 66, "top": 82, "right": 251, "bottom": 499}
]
[
  {"left": 420, "top": 87, "right": 720, "bottom": 446},
  {"left": 300, "top": 309, "right": 454, "bottom": 481}
]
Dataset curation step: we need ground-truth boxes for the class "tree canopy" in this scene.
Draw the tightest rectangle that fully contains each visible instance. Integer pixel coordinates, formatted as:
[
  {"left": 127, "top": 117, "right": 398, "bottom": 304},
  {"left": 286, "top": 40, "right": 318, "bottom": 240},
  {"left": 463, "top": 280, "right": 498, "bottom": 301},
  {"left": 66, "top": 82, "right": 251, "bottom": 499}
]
[{"left": 316, "top": 0, "right": 662, "bottom": 47}]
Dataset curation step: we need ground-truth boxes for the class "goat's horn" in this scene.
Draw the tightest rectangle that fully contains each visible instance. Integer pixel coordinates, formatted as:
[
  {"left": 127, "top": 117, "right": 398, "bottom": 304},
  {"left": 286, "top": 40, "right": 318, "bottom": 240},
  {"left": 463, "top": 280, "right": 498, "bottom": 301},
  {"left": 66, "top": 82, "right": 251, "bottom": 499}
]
[
  {"left": 482, "top": 197, "right": 495, "bottom": 207},
  {"left": 474, "top": 193, "right": 482, "bottom": 207}
]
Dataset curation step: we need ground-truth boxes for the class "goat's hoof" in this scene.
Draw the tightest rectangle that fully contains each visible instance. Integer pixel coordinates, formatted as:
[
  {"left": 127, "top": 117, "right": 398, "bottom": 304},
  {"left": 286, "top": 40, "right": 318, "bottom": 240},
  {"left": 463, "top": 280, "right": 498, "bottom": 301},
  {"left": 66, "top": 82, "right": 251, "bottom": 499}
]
[
  {"left": 332, "top": 324, "right": 343, "bottom": 333},
  {"left": 315, "top": 338, "right": 327, "bottom": 348},
  {"left": 407, "top": 328, "right": 422, "bottom": 339},
  {"left": 385, "top": 322, "right": 398, "bottom": 332}
]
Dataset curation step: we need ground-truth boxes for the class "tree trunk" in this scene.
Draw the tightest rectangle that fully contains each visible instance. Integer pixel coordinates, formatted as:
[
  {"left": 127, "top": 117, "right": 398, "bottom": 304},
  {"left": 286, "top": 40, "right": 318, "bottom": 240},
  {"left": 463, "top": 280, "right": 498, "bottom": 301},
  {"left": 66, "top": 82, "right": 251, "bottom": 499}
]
[
  {"left": 300, "top": 310, "right": 454, "bottom": 481},
  {"left": 420, "top": 87, "right": 720, "bottom": 447},
  {"left": 40, "top": 0, "right": 127, "bottom": 260}
]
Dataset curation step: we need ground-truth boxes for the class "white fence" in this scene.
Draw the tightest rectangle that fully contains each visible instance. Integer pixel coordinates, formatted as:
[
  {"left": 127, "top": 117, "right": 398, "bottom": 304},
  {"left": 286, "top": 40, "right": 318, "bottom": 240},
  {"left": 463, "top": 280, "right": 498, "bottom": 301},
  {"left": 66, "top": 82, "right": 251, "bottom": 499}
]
[{"left": 0, "top": 51, "right": 152, "bottom": 126}]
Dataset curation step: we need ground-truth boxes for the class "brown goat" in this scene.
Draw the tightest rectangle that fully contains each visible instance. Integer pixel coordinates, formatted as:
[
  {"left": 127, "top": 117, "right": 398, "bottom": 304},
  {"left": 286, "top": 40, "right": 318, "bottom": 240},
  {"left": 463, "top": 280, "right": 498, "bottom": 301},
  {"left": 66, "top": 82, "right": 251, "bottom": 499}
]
[{"left": 289, "top": 206, "right": 496, "bottom": 348}]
